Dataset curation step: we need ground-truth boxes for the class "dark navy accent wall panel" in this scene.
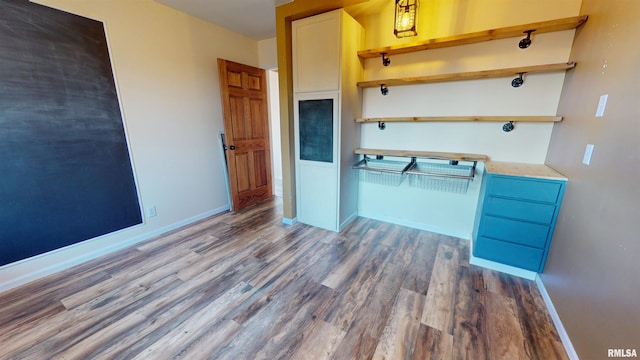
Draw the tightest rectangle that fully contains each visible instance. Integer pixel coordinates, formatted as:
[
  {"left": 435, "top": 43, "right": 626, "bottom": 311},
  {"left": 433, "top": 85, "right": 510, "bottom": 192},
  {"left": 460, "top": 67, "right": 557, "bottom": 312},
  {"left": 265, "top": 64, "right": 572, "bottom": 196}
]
[{"left": 0, "top": 0, "right": 142, "bottom": 266}]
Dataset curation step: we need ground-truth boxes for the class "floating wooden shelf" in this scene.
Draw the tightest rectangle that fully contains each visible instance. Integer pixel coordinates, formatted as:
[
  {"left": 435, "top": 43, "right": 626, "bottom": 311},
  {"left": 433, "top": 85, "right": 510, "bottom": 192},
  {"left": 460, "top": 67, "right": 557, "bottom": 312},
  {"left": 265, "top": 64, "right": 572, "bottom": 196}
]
[
  {"left": 357, "top": 15, "right": 588, "bottom": 59},
  {"left": 357, "top": 62, "right": 576, "bottom": 88},
  {"left": 355, "top": 116, "right": 563, "bottom": 123},
  {"left": 354, "top": 148, "right": 489, "bottom": 162}
]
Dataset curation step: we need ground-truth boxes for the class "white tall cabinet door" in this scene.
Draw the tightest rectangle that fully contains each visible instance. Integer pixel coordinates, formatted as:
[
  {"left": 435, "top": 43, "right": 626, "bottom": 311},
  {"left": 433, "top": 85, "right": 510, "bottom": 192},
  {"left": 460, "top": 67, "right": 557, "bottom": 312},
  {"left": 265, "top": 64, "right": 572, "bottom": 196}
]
[
  {"left": 293, "top": 13, "right": 340, "bottom": 93},
  {"left": 294, "top": 92, "right": 340, "bottom": 230},
  {"left": 292, "top": 9, "right": 364, "bottom": 231}
]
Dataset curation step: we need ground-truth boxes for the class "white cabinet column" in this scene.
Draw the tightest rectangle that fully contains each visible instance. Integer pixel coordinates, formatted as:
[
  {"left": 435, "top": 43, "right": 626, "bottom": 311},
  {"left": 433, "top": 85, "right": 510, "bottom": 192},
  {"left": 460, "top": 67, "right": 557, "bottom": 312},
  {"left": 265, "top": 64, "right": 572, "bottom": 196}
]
[{"left": 292, "top": 9, "right": 364, "bottom": 231}]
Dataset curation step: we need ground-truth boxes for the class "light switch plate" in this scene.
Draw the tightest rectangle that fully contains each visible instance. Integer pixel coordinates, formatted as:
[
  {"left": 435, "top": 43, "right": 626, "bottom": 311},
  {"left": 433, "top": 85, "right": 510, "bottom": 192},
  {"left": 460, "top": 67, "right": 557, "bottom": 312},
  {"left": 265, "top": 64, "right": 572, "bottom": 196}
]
[
  {"left": 583, "top": 144, "right": 594, "bottom": 165},
  {"left": 595, "top": 94, "right": 608, "bottom": 117}
]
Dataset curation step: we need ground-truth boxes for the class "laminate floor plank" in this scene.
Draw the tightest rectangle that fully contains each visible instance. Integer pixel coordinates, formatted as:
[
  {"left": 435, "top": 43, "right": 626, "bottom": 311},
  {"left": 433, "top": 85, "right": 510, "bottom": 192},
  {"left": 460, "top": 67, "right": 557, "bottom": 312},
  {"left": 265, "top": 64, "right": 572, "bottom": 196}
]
[
  {"left": 23, "top": 275, "right": 182, "bottom": 359},
  {"left": 59, "top": 248, "right": 194, "bottom": 310},
  {"left": 484, "top": 291, "right": 529, "bottom": 359},
  {"left": 452, "top": 265, "right": 491, "bottom": 360},
  {"left": 321, "top": 227, "right": 389, "bottom": 290},
  {"left": 0, "top": 264, "right": 110, "bottom": 309},
  {"left": 372, "top": 288, "right": 424, "bottom": 360},
  {"left": 105, "top": 282, "right": 241, "bottom": 359},
  {"left": 414, "top": 324, "right": 454, "bottom": 360},
  {"left": 172, "top": 319, "right": 243, "bottom": 360},
  {"left": 0, "top": 197, "right": 568, "bottom": 359},
  {"left": 246, "top": 226, "right": 325, "bottom": 289},
  {"left": 482, "top": 268, "right": 516, "bottom": 298},
  {"left": 289, "top": 320, "right": 346, "bottom": 360},
  {"left": 421, "top": 243, "right": 459, "bottom": 334},
  {"left": 322, "top": 239, "right": 393, "bottom": 332},
  {"left": 0, "top": 267, "right": 113, "bottom": 334},
  {"left": 388, "top": 226, "right": 421, "bottom": 268},
  {"left": 229, "top": 234, "right": 335, "bottom": 327},
  {"left": 510, "top": 277, "right": 568, "bottom": 360},
  {"left": 212, "top": 276, "right": 329, "bottom": 360},
  {"left": 248, "top": 284, "right": 338, "bottom": 360},
  {"left": 134, "top": 217, "right": 227, "bottom": 254},
  {"left": 331, "top": 261, "right": 406, "bottom": 359},
  {"left": 106, "top": 272, "right": 255, "bottom": 359},
  {"left": 132, "top": 282, "right": 255, "bottom": 360},
  {"left": 176, "top": 236, "right": 264, "bottom": 282},
  {"left": 338, "top": 216, "right": 374, "bottom": 239},
  {"left": 0, "top": 300, "right": 67, "bottom": 340},
  {"left": 51, "top": 309, "right": 148, "bottom": 360},
  {"left": 2, "top": 274, "right": 184, "bottom": 359},
  {"left": 401, "top": 231, "right": 439, "bottom": 296},
  {"left": 250, "top": 223, "right": 313, "bottom": 262}
]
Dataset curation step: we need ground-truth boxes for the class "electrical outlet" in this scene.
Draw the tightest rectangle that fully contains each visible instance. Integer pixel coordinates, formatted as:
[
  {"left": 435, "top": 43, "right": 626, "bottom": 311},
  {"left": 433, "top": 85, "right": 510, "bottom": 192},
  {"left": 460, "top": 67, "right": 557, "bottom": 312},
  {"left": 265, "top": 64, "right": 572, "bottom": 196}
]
[
  {"left": 583, "top": 144, "right": 594, "bottom": 165},
  {"left": 147, "top": 206, "right": 157, "bottom": 218}
]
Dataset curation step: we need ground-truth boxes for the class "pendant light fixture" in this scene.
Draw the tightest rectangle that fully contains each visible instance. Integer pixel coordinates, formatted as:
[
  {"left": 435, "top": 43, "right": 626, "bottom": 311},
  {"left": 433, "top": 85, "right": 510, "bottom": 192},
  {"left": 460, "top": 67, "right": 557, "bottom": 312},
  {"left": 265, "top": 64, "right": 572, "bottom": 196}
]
[{"left": 394, "top": 0, "right": 418, "bottom": 38}]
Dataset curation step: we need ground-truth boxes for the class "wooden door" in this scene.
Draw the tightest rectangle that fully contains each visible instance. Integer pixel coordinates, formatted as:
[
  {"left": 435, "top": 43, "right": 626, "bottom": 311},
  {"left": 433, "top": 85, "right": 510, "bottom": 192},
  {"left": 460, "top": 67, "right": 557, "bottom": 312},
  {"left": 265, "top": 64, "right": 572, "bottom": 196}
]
[{"left": 217, "top": 58, "right": 272, "bottom": 211}]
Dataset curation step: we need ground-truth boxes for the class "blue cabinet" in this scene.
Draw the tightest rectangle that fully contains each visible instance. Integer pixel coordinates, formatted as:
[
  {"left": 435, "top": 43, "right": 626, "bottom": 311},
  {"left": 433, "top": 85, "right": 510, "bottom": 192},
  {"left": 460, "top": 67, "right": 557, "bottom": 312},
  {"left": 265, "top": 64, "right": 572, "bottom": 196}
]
[{"left": 473, "top": 163, "right": 566, "bottom": 273}]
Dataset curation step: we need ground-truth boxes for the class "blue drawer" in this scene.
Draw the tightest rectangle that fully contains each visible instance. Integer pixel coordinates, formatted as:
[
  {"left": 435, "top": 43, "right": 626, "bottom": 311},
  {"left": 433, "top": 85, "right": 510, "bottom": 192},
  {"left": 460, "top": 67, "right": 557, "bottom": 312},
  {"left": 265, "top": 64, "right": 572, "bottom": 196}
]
[
  {"left": 484, "top": 196, "right": 556, "bottom": 224},
  {"left": 473, "top": 236, "right": 543, "bottom": 271},
  {"left": 486, "top": 175, "right": 562, "bottom": 203},
  {"left": 480, "top": 215, "right": 550, "bottom": 248}
]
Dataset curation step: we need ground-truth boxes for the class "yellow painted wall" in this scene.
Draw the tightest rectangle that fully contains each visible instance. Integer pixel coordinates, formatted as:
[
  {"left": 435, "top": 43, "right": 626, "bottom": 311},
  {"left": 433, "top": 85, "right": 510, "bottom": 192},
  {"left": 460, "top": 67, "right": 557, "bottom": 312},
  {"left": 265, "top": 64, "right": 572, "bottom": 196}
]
[
  {"left": 360, "top": 0, "right": 582, "bottom": 49},
  {"left": 351, "top": 0, "right": 581, "bottom": 236}
]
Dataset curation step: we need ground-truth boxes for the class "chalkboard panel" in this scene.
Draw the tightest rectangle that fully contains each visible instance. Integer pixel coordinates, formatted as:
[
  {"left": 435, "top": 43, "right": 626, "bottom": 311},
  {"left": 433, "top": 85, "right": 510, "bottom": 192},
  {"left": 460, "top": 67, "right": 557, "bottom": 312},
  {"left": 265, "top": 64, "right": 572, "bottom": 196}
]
[
  {"left": 0, "top": 0, "right": 142, "bottom": 266},
  {"left": 298, "top": 99, "right": 334, "bottom": 163}
]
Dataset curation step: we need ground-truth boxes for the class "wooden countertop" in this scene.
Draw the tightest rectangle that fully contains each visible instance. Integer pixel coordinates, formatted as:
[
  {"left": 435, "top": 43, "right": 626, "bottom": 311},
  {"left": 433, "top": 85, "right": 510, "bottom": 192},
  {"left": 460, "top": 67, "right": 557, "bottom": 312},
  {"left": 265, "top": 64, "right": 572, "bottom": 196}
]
[
  {"left": 485, "top": 161, "right": 567, "bottom": 181},
  {"left": 354, "top": 148, "right": 488, "bottom": 162}
]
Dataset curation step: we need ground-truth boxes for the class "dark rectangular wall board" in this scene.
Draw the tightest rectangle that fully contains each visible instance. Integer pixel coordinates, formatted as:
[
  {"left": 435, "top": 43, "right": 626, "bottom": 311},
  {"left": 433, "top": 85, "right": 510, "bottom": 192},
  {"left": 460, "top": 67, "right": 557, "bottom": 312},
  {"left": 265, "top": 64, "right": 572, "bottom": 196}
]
[
  {"left": 0, "top": 0, "right": 142, "bottom": 266},
  {"left": 298, "top": 99, "right": 334, "bottom": 163}
]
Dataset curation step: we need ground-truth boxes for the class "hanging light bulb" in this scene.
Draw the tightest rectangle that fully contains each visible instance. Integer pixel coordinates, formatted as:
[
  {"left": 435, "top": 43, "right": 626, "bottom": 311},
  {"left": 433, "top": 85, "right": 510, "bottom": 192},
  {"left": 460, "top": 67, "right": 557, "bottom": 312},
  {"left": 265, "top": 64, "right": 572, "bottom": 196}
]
[{"left": 401, "top": 10, "right": 410, "bottom": 28}]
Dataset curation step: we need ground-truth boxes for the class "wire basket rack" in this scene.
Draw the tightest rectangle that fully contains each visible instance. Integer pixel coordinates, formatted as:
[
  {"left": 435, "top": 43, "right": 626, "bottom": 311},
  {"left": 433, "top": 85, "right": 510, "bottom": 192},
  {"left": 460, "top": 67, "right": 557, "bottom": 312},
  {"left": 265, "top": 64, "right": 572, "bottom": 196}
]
[
  {"left": 407, "top": 162, "right": 474, "bottom": 193},
  {"left": 352, "top": 158, "right": 413, "bottom": 186}
]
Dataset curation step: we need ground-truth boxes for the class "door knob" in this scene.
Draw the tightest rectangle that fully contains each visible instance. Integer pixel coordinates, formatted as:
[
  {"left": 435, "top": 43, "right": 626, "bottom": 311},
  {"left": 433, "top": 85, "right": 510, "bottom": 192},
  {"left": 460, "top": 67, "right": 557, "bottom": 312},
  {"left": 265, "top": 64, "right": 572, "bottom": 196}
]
[{"left": 229, "top": 145, "right": 236, "bottom": 150}]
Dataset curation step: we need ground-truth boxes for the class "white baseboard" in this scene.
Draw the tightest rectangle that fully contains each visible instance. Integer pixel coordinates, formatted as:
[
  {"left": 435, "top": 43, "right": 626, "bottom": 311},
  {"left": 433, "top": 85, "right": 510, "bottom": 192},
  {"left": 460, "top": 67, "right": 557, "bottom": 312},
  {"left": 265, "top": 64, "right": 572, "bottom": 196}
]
[
  {"left": 536, "top": 276, "right": 579, "bottom": 360},
  {"left": 281, "top": 213, "right": 356, "bottom": 232},
  {"left": 357, "top": 211, "right": 471, "bottom": 240},
  {"left": 282, "top": 217, "right": 297, "bottom": 225},
  {"left": 466, "top": 236, "right": 537, "bottom": 280},
  {"left": 339, "top": 212, "right": 358, "bottom": 231},
  {"left": 0, "top": 205, "right": 229, "bottom": 293},
  {"left": 469, "top": 255, "right": 538, "bottom": 280}
]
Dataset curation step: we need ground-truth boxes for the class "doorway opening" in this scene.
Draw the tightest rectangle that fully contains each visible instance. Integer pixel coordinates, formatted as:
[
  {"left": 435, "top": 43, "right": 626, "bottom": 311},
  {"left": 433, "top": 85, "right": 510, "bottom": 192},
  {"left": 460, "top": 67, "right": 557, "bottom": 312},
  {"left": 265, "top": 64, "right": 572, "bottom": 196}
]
[{"left": 267, "top": 68, "right": 283, "bottom": 197}]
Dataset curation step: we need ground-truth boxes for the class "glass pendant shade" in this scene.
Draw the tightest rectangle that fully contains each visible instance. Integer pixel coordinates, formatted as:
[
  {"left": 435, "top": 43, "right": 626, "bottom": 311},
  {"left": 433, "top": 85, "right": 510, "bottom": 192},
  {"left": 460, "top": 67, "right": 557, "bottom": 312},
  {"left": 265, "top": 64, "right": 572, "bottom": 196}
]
[{"left": 394, "top": 0, "right": 418, "bottom": 38}]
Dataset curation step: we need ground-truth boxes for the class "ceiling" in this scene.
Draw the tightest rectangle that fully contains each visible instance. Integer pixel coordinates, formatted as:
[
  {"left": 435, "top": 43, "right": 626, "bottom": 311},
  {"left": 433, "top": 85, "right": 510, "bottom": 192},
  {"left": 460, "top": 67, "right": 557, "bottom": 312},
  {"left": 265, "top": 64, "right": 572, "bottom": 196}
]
[
  {"left": 155, "top": 0, "right": 387, "bottom": 41},
  {"left": 155, "top": 0, "right": 294, "bottom": 40}
]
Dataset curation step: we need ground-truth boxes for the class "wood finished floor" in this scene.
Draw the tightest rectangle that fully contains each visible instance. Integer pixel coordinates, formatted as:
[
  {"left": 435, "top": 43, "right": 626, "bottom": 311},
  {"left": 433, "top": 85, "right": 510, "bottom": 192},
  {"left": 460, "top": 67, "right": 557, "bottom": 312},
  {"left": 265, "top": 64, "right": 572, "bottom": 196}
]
[{"left": 0, "top": 198, "right": 567, "bottom": 359}]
